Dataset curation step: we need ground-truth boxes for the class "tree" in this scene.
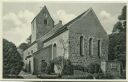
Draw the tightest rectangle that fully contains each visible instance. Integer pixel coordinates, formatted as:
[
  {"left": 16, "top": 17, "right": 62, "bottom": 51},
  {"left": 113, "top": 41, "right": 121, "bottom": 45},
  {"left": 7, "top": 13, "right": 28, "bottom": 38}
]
[
  {"left": 3, "top": 39, "right": 24, "bottom": 78},
  {"left": 112, "top": 22, "right": 123, "bottom": 33},
  {"left": 18, "top": 43, "right": 29, "bottom": 51},
  {"left": 118, "top": 6, "right": 126, "bottom": 20},
  {"left": 108, "top": 5, "right": 126, "bottom": 70}
]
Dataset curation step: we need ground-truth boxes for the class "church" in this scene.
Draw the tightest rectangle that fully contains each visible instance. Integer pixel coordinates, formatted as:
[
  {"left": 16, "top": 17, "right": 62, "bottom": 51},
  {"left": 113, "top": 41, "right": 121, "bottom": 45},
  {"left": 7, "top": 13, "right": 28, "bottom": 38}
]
[{"left": 23, "top": 5, "right": 109, "bottom": 75}]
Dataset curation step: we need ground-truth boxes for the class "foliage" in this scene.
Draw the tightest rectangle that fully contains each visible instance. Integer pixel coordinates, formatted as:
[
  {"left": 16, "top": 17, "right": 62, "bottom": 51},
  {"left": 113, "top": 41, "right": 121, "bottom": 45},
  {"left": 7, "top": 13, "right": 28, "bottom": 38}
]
[
  {"left": 61, "top": 59, "right": 74, "bottom": 75},
  {"left": 3, "top": 39, "right": 24, "bottom": 78},
  {"left": 103, "top": 73, "right": 114, "bottom": 79},
  {"left": 108, "top": 32, "right": 126, "bottom": 60},
  {"left": 87, "top": 63, "right": 102, "bottom": 74},
  {"left": 45, "top": 61, "right": 54, "bottom": 74},
  {"left": 18, "top": 43, "right": 29, "bottom": 51},
  {"left": 73, "top": 65, "right": 88, "bottom": 72},
  {"left": 113, "top": 5, "right": 126, "bottom": 33},
  {"left": 108, "top": 5, "right": 126, "bottom": 70},
  {"left": 62, "top": 73, "right": 93, "bottom": 79},
  {"left": 46, "top": 56, "right": 74, "bottom": 75},
  {"left": 52, "top": 56, "right": 64, "bottom": 65},
  {"left": 85, "top": 74, "right": 94, "bottom": 79},
  {"left": 118, "top": 6, "right": 126, "bottom": 20},
  {"left": 112, "top": 22, "right": 124, "bottom": 33}
]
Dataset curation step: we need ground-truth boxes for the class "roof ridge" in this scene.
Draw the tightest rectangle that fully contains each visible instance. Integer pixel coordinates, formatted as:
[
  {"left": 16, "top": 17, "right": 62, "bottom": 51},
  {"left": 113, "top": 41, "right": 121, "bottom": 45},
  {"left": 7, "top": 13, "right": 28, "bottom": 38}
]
[{"left": 38, "top": 8, "right": 91, "bottom": 42}]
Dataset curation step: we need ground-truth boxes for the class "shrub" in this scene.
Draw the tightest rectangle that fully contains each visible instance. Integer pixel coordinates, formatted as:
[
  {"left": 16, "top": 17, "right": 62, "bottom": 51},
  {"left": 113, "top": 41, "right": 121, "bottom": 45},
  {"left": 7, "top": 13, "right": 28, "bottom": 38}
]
[
  {"left": 45, "top": 61, "right": 54, "bottom": 74},
  {"left": 86, "top": 74, "right": 93, "bottom": 79},
  {"left": 94, "top": 73, "right": 114, "bottom": 79},
  {"left": 46, "top": 56, "right": 74, "bottom": 75},
  {"left": 87, "top": 63, "right": 102, "bottom": 74},
  {"left": 103, "top": 73, "right": 114, "bottom": 79},
  {"left": 73, "top": 65, "right": 88, "bottom": 72},
  {"left": 62, "top": 59, "right": 74, "bottom": 75},
  {"left": 94, "top": 73, "right": 105, "bottom": 79}
]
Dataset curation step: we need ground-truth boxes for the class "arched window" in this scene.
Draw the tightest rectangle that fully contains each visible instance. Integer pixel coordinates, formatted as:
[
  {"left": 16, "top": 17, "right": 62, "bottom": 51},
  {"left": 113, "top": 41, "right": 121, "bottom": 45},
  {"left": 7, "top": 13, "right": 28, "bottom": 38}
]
[
  {"left": 89, "top": 38, "right": 93, "bottom": 56},
  {"left": 80, "top": 36, "right": 84, "bottom": 56},
  {"left": 98, "top": 40, "right": 101, "bottom": 58},
  {"left": 53, "top": 43, "right": 57, "bottom": 59},
  {"left": 28, "top": 61, "right": 31, "bottom": 73}
]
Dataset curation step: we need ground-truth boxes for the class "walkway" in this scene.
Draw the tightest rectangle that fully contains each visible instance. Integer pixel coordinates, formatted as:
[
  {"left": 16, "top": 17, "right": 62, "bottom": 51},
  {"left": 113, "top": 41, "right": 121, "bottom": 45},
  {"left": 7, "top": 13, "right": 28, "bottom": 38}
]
[{"left": 18, "top": 71, "right": 38, "bottom": 79}]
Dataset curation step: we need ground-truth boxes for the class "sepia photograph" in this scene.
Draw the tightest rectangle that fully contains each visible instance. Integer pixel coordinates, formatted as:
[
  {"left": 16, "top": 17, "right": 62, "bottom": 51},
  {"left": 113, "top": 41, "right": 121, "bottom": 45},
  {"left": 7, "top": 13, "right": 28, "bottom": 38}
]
[{"left": 2, "top": 1, "right": 126, "bottom": 80}]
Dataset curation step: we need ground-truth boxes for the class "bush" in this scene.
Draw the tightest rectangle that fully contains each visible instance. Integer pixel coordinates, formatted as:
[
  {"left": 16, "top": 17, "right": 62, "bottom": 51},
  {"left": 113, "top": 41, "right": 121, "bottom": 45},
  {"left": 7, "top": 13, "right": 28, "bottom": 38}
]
[
  {"left": 73, "top": 65, "right": 88, "bottom": 72},
  {"left": 86, "top": 74, "right": 93, "bottom": 79},
  {"left": 87, "top": 63, "right": 102, "bottom": 74},
  {"left": 94, "top": 73, "right": 105, "bottom": 79},
  {"left": 62, "top": 73, "right": 94, "bottom": 79},
  {"left": 62, "top": 59, "right": 74, "bottom": 75},
  {"left": 103, "top": 73, "right": 114, "bottom": 79},
  {"left": 45, "top": 61, "right": 54, "bottom": 74},
  {"left": 94, "top": 73, "right": 114, "bottom": 79},
  {"left": 45, "top": 56, "right": 74, "bottom": 75}
]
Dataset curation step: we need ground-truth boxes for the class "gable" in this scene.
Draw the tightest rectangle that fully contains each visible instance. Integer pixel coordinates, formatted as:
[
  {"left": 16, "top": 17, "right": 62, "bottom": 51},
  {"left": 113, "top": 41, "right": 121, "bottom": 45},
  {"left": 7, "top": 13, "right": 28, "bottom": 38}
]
[
  {"left": 69, "top": 8, "right": 108, "bottom": 38},
  {"left": 38, "top": 8, "right": 108, "bottom": 43}
]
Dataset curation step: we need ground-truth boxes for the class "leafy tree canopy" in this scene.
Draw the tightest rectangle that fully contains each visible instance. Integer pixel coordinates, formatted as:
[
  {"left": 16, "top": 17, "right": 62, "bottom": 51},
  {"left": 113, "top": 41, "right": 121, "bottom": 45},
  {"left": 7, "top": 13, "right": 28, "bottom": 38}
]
[
  {"left": 18, "top": 43, "right": 29, "bottom": 51},
  {"left": 108, "top": 5, "right": 126, "bottom": 69},
  {"left": 3, "top": 39, "right": 24, "bottom": 78},
  {"left": 118, "top": 6, "right": 126, "bottom": 20}
]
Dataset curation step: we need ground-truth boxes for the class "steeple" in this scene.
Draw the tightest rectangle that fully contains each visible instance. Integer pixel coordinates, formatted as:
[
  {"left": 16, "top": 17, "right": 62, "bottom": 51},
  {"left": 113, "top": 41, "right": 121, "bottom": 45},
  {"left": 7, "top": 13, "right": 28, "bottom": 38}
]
[{"left": 31, "top": 5, "right": 54, "bottom": 43}]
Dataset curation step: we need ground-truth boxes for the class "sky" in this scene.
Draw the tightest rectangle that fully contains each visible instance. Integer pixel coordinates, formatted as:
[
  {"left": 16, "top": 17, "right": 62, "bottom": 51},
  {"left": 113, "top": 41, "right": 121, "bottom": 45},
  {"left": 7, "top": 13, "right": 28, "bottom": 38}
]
[{"left": 2, "top": 2, "right": 126, "bottom": 46}]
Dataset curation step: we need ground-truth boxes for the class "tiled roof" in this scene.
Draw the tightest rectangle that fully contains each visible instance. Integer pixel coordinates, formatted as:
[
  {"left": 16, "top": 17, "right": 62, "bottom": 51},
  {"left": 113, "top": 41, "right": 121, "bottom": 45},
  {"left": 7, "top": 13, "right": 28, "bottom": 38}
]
[
  {"left": 24, "top": 8, "right": 91, "bottom": 51},
  {"left": 38, "top": 8, "right": 90, "bottom": 42}
]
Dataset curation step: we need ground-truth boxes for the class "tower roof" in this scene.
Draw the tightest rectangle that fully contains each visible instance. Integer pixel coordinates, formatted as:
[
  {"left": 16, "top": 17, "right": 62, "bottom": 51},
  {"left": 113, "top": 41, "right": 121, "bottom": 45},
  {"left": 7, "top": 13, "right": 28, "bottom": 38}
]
[{"left": 31, "top": 5, "right": 54, "bottom": 23}]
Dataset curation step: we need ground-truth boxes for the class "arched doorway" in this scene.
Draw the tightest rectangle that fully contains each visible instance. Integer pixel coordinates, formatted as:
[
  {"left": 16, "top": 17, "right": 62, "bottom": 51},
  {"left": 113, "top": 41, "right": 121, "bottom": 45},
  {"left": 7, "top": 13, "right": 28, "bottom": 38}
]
[{"left": 53, "top": 43, "right": 57, "bottom": 59}]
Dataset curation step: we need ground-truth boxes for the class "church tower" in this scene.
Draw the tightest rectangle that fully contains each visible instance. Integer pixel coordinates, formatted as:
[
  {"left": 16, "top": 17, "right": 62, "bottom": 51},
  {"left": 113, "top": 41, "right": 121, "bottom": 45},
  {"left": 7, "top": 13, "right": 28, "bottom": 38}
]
[{"left": 31, "top": 6, "right": 54, "bottom": 43}]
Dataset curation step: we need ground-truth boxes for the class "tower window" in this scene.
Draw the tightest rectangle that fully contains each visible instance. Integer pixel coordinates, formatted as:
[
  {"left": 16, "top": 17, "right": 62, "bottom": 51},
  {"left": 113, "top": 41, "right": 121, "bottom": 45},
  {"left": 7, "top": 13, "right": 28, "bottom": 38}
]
[
  {"left": 44, "top": 19, "right": 47, "bottom": 25},
  {"left": 44, "top": 13, "right": 48, "bottom": 18},
  {"left": 80, "top": 36, "right": 84, "bottom": 56}
]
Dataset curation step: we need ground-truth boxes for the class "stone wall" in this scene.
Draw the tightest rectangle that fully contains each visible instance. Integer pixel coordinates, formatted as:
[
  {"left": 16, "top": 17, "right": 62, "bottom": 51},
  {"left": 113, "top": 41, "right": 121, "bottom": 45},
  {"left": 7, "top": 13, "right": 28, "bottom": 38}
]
[
  {"left": 23, "top": 43, "right": 38, "bottom": 73},
  {"left": 31, "top": 6, "right": 54, "bottom": 43},
  {"left": 31, "top": 18, "right": 37, "bottom": 43},
  {"left": 33, "top": 45, "right": 52, "bottom": 74},
  {"left": 43, "top": 30, "right": 69, "bottom": 59},
  {"left": 35, "top": 7, "right": 54, "bottom": 40},
  {"left": 68, "top": 8, "right": 108, "bottom": 67}
]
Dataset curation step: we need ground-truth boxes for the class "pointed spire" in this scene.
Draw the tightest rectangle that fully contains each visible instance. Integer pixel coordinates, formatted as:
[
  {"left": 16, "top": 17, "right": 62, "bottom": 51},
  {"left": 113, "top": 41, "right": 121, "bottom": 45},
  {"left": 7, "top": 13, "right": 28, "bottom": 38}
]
[
  {"left": 43, "top": 5, "right": 47, "bottom": 9},
  {"left": 88, "top": 7, "right": 94, "bottom": 12}
]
